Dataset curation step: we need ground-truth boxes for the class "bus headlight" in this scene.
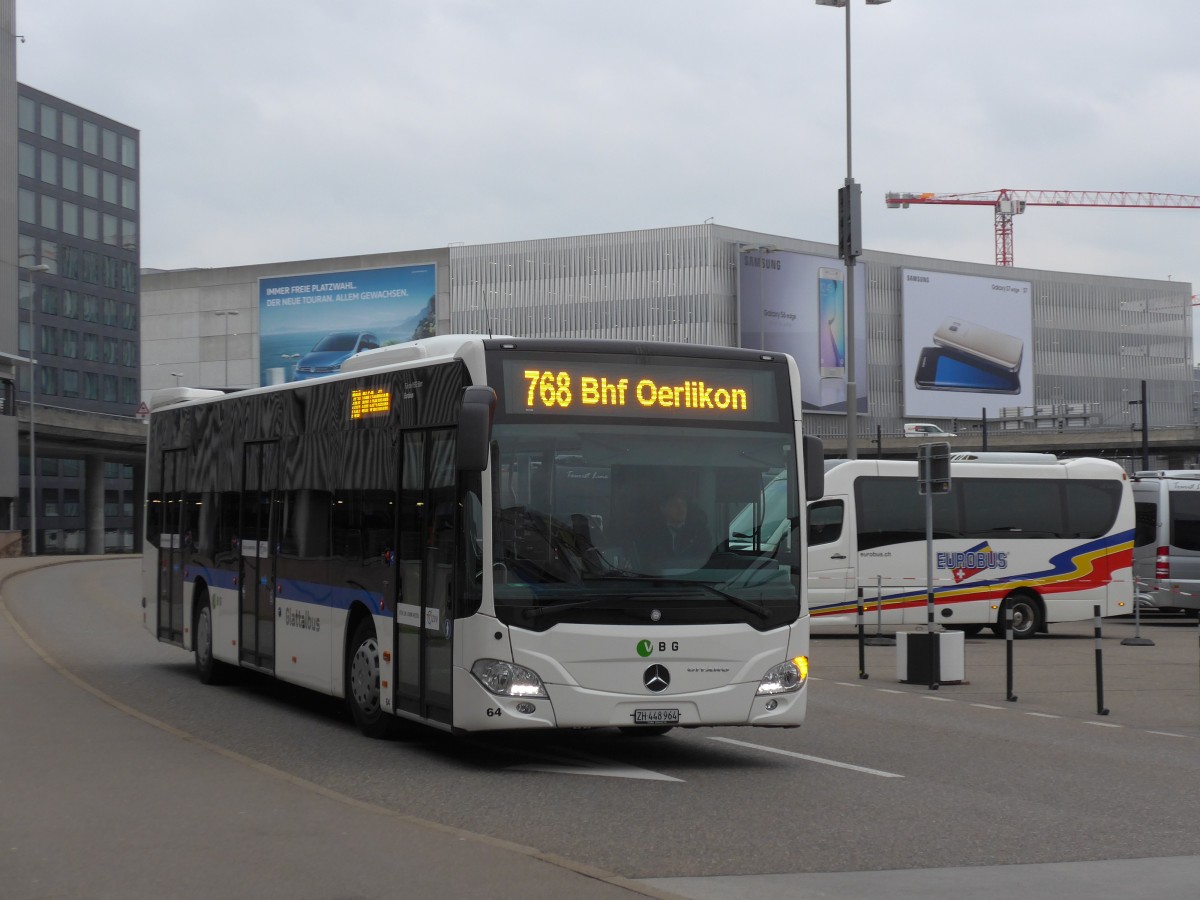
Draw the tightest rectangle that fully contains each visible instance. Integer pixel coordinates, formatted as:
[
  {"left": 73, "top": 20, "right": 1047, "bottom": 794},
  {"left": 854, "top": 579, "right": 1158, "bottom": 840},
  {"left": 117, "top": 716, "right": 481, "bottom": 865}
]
[
  {"left": 756, "top": 656, "right": 809, "bottom": 695},
  {"left": 471, "top": 659, "right": 548, "bottom": 698}
]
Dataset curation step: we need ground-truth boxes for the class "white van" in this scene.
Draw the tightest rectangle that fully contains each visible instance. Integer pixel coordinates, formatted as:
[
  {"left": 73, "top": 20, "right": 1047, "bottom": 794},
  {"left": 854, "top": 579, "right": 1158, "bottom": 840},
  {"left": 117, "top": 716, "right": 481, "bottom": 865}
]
[
  {"left": 1130, "top": 471, "right": 1200, "bottom": 614},
  {"left": 903, "top": 423, "right": 957, "bottom": 438}
]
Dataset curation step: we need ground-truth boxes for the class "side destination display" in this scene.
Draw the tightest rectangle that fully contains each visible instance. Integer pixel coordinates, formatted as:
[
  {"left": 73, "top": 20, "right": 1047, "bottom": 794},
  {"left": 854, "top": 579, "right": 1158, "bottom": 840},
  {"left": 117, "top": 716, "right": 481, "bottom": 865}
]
[{"left": 500, "top": 358, "right": 781, "bottom": 423}]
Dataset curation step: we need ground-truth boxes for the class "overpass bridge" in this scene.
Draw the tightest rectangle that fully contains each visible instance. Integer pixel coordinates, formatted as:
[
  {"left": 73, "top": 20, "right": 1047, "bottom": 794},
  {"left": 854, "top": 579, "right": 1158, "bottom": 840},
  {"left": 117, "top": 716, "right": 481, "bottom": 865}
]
[{"left": 9, "top": 402, "right": 146, "bottom": 556}]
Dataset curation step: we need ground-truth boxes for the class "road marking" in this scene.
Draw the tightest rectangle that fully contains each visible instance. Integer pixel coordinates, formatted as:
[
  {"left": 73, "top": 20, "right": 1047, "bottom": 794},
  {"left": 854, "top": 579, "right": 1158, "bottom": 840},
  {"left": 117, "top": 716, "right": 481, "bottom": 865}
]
[
  {"left": 876, "top": 689, "right": 906, "bottom": 694},
  {"left": 834, "top": 682, "right": 866, "bottom": 688},
  {"left": 971, "top": 703, "right": 1004, "bottom": 710},
  {"left": 1148, "top": 731, "right": 1188, "bottom": 738},
  {"left": 503, "top": 745, "right": 683, "bottom": 782},
  {"left": 708, "top": 736, "right": 903, "bottom": 778},
  {"left": 1084, "top": 721, "right": 1122, "bottom": 729},
  {"left": 923, "top": 695, "right": 955, "bottom": 702},
  {"left": 1025, "top": 712, "right": 1060, "bottom": 718}
]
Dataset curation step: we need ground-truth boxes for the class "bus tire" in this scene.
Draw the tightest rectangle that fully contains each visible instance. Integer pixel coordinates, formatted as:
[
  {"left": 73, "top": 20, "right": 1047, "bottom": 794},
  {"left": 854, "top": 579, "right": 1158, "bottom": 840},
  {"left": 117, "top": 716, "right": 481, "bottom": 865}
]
[
  {"left": 194, "top": 588, "right": 227, "bottom": 685},
  {"left": 992, "top": 592, "right": 1042, "bottom": 640},
  {"left": 347, "top": 617, "right": 393, "bottom": 739},
  {"left": 619, "top": 726, "right": 673, "bottom": 737}
]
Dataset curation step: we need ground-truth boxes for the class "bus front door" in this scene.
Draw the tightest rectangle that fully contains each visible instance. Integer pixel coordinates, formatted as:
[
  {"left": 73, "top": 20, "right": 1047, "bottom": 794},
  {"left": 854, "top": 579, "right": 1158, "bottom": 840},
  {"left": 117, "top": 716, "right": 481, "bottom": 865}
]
[
  {"left": 394, "top": 429, "right": 456, "bottom": 726},
  {"left": 239, "top": 440, "right": 279, "bottom": 672}
]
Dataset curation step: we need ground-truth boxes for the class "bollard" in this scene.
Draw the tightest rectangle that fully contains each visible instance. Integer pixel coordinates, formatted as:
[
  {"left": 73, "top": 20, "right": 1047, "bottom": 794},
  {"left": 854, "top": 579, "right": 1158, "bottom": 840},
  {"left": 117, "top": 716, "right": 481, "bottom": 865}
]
[
  {"left": 1093, "top": 604, "right": 1109, "bottom": 716},
  {"left": 1005, "top": 597, "right": 1017, "bottom": 702},
  {"left": 856, "top": 589, "right": 868, "bottom": 679},
  {"left": 1121, "top": 586, "right": 1155, "bottom": 647}
]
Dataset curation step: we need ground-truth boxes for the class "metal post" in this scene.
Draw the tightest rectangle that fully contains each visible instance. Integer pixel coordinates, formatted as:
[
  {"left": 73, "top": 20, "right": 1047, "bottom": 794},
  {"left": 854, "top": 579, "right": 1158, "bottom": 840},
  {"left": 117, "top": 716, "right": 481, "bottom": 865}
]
[
  {"left": 1121, "top": 587, "right": 1155, "bottom": 647},
  {"left": 214, "top": 309, "right": 239, "bottom": 387},
  {"left": 25, "top": 264, "right": 49, "bottom": 557},
  {"left": 1093, "top": 605, "right": 1109, "bottom": 716},
  {"left": 1005, "top": 597, "right": 1017, "bottom": 702},
  {"left": 856, "top": 589, "right": 868, "bottom": 679},
  {"left": 864, "top": 575, "right": 894, "bottom": 646},
  {"left": 981, "top": 406, "right": 988, "bottom": 451},
  {"left": 1140, "top": 379, "right": 1150, "bottom": 470}
]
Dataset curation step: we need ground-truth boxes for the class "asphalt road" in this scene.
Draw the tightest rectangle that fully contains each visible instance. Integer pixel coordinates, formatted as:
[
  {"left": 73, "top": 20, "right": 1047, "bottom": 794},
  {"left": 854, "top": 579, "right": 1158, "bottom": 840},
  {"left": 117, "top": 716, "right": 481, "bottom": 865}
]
[{"left": 2, "top": 557, "right": 1198, "bottom": 899}]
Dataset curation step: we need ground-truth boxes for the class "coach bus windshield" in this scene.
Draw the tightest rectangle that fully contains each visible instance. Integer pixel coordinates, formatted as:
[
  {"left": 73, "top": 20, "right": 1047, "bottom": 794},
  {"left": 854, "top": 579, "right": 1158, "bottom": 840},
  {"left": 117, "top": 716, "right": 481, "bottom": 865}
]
[{"left": 490, "top": 422, "right": 801, "bottom": 632}]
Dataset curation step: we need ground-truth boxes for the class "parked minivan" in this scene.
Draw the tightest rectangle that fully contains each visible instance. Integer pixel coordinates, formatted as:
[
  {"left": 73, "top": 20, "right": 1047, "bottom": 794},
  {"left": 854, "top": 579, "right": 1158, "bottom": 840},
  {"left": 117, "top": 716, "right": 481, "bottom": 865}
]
[
  {"left": 1130, "top": 470, "right": 1200, "bottom": 614},
  {"left": 903, "top": 422, "right": 957, "bottom": 438}
]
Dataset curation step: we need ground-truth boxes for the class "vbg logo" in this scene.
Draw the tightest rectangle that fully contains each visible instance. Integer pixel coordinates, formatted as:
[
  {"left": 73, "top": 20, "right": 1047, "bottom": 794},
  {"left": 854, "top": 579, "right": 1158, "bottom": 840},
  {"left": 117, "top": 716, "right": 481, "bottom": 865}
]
[{"left": 636, "top": 639, "right": 653, "bottom": 657}]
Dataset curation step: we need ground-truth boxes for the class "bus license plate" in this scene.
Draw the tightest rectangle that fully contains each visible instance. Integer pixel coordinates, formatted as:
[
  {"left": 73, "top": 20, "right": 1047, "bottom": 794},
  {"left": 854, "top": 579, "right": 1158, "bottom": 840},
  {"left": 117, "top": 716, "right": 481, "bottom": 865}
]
[{"left": 633, "top": 709, "right": 680, "bottom": 725}]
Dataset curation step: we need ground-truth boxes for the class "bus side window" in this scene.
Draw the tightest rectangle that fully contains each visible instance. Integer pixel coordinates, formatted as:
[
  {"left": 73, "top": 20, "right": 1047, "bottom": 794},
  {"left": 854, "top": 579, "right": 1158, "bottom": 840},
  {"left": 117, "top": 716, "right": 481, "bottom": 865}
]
[{"left": 808, "top": 499, "right": 843, "bottom": 547}]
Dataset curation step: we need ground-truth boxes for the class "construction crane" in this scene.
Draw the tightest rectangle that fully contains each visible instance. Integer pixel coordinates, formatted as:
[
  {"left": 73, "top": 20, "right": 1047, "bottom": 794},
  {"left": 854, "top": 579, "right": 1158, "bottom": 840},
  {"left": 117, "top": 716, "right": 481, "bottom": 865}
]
[{"left": 885, "top": 189, "right": 1200, "bottom": 267}]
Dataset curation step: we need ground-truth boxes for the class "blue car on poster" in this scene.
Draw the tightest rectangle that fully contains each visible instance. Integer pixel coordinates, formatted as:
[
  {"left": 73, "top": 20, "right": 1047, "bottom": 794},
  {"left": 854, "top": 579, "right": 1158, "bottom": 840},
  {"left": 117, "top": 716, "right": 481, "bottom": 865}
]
[{"left": 292, "top": 331, "right": 380, "bottom": 380}]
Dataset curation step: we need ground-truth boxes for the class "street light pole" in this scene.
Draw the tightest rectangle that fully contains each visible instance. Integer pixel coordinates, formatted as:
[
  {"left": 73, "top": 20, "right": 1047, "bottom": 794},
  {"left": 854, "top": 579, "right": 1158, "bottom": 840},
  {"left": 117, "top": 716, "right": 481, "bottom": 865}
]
[
  {"left": 213, "top": 310, "right": 239, "bottom": 387},
  {"left": 25, "top": 263, "right": 50, "bottom": 556},
  {"left": 817, "top": 0, "right": 890, "bottom": 460}
]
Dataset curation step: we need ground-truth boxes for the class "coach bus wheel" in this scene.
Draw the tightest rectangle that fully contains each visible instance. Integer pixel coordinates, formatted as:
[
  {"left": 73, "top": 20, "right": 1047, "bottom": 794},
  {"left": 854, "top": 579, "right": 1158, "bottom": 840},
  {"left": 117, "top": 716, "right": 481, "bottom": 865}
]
[
  {"left": 347, "top": 618, "right": 393, "bottom": 739},
  {"left": 619, "top": 726, "right": 674, "bottom": 737},
  {"left": 194, "top": 590, "right": 225, "bottom": 685},
  {"left": 993, "top": 592, "right": 1041, "bottom": 640}
]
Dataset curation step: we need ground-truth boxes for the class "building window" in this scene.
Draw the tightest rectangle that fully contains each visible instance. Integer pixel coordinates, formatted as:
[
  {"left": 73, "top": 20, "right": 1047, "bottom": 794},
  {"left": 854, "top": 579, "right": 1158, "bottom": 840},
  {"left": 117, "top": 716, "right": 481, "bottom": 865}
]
[
  {"left": 121, "top": 178, "right": 137, "bottom": 210},
  {"left": 39, "top": 149, "right": 57, "bottom": 185},
  {"left": 40, "top": 195, "right": 58, "bottom": 229},
  {"left": 121, "top": 378, "right": 137, "bottom": 404},
  {"left": 82, "top": 373, "right": 98, "bottom": 400},
  {"left": 19, "top": 96, "right": 36, "bottom": 131},
  {"left": 120, "top": 302, "right": 136, "bottom": 329},
  {"left": 102, "top": 171, "right": 117, "bottom": 204},
  {"left": 102, "top": 129, "right": 117, "bottom": 162},
  {"left": 40, "top": 242, "right": 58, "bottom": 274},
  {"left": 40, "top": 104, "right": 57, "bottom": 140},
  {"left": 62, "top": 370, "right": 79, "bottom": 398},
  {"left": 44, "top": 489, "right": 59, "bottom": 518},
  {"left": 82, "top": 164, "right": 99, "bottom": 198},
  {"left": 104, "top": 490, "right": 119, "bottom": 517},
  {"left": 40, "top": 286, "right": 59, "bottom": 316},
  {"left": 19, "top": 189, "right": 36, "bottom": 224},
  {"left": 103, "top": 213, "right": 119, "bottom": 246},
  {"left": 62, "top": 330, "right": 78, "bottom": 359},
  {"left": 40, "top": 325, "right": 59, "bottom": 355},
  {"left": 83, "top": 208, "right": 99, "bottom": 241},
  {"left": 39, "top": 365, "right": 58, "bottom": 396},
  {"left": 121, "top": 340, "right": 136, "bottom": 367},
  {"left": 62, "top": 157, "right": 78, "bottom": 192},
  {"left": 102, "top": 375, "right": 118, "bottom": 403},
  {"left": 64, "top": 489, "right": 80, "bottom": 516},
  {"left": 82, "top": 333, "right": 99, "bottom": 361},
  {"left": 121, "top": 220, "right": 137, "bottom": 251},
  {"left": 63, "top": 291, "right": 80, "bottom": 319},
  {"left": 103, "top": 337, "right": 118, "bottom": 364},
  {"left": 18, "top": 142, "right": 36, "bottom": 177},
  {"left": 121, "top": 135, "right": 136, "bottom": 169},
  {"left": 62, "top": 202, "right": 79, "bottom": 236},
  {"left": 103, "top": 298, "right": 118, "bottom": 326},
  {"left": 62, "top": 113, "right": 79, "bottom": 148},
  {"left": 82, "top": 121, "right": 98, "bottom": 154}
]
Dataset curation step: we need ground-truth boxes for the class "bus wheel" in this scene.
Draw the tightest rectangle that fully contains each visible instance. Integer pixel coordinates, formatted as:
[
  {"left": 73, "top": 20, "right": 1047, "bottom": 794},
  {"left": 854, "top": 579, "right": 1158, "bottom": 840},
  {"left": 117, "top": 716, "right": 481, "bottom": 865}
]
[
  {"left": 194, "top": 590, "right": 226, "bottom": 685},
  {"left": 993, "top": 593, "right": 1041, "bottom": 639},
  {"left": 619, "top": 726, "right": 674, "bottom": 737},
  {"left": 347, "top": 618, "right": 393, "bottom": 739}
]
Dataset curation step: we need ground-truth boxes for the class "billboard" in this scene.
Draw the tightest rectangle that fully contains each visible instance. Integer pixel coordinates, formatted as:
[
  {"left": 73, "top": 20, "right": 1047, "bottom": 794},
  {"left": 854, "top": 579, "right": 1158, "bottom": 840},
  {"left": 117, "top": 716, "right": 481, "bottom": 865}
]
[
  {"left": 900, "top": 269, "right": 1033, "bottom": 419},
  {"left": 738, "top": 250, "right": 867, "bottom": 413},
  {"left": 258, "top": 264, "right": 436, "bottom": 386}
]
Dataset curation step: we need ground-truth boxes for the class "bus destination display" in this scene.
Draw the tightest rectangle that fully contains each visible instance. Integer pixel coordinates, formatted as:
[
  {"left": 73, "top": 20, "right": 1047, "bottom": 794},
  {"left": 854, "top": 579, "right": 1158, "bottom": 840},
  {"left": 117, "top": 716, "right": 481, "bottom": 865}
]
[{"left": 501, "top": 359, "right": 780, "bottom": 422}]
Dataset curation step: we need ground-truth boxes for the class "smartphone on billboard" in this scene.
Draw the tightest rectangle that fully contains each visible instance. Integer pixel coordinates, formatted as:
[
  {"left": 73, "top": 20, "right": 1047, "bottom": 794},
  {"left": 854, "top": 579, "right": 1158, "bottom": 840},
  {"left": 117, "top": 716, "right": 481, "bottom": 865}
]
[
  {"left": 932, "top": 316, "right": 1024, "bottom": 372},
  {"left": 914, "top": 346, "right": 1021, "bottom": 394},
  {"left": 818, "top": 267, "right": 845, "bottom": 378}
]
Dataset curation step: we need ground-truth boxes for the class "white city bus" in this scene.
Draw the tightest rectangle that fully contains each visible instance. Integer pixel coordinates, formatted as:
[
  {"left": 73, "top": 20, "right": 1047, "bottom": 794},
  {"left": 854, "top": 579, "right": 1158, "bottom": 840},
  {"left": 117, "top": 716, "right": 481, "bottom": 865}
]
[
  {"left": 143, "top": 335, "right": 822, "bottom": 736},
  {"left": 802, "top": 457, "right": 1135, "bottom": 638}
]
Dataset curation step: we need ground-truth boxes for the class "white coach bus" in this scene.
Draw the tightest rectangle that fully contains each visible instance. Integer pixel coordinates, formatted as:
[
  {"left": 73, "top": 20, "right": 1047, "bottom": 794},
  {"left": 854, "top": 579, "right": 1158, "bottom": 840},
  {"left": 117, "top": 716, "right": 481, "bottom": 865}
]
[
  {"left": 143, "top": 336, "right": 823, "bottom": 736},
  {"left": 800, "top": 457, "right": 1135, "bottom": 638}
]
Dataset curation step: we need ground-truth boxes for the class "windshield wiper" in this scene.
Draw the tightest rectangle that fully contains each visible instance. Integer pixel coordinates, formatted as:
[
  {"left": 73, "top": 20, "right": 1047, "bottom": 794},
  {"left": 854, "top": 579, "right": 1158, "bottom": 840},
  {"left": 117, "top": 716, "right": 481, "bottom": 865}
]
[{"left": 592, "top": 574, "right": 771, "bottom": 620}]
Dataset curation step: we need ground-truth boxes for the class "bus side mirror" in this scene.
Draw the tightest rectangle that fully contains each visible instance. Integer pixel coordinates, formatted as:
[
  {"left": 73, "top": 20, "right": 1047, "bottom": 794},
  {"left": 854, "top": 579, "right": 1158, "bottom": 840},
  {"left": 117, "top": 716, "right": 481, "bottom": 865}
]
[
  {"left": 456, "top": 386, "right": 496, "bottom": 471},
  {"left": 803, "top": 435, "right": 825, "bottom": 501}
]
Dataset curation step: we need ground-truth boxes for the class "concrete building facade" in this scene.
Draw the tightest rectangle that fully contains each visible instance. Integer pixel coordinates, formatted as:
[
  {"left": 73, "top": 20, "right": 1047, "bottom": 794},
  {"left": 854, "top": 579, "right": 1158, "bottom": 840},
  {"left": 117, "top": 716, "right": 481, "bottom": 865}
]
[{"left": 142, "top": 223, "right": 1195, "bottom": 469}]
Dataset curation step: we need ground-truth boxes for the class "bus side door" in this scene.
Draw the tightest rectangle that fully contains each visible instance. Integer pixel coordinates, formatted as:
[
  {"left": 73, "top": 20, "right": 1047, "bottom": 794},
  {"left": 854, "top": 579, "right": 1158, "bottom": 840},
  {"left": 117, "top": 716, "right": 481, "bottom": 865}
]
[
  {"left": 155, "top": 448, "right": 189, "bottom": 645},
  {"left": 807, "top": 496, "right": 853, "bottom": 617},
  {"left": 239, "top": 440, "right": 280, "bottom": 672}
]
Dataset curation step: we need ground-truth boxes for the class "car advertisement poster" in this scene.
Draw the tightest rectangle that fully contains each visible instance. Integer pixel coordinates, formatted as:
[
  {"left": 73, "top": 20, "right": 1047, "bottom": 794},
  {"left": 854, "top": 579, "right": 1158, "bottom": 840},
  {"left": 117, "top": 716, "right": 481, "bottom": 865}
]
[
  {"left": 738, "top": 249, "right": 867, "bottom": 413},
  {"left": 900, "top": 269, "right": 1033, "bottom": 419},
  {"left": 258, "top": 264, "right": 437, "bottom": 386}
]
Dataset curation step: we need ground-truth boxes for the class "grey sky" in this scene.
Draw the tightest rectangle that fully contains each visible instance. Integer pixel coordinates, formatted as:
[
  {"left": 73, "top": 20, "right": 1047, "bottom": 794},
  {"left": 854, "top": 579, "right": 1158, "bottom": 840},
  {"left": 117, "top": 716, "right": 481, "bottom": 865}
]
[{"left": 17, "top": 1, "right": 1200, "bottom": 310}]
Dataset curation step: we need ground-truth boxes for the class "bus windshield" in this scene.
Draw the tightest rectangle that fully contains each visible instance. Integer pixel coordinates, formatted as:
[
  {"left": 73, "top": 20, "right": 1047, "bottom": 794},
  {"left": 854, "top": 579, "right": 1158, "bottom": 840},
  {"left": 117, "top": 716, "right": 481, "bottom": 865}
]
[{"left": 491, "top": 422, "right": 800, "bottom": 632}]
